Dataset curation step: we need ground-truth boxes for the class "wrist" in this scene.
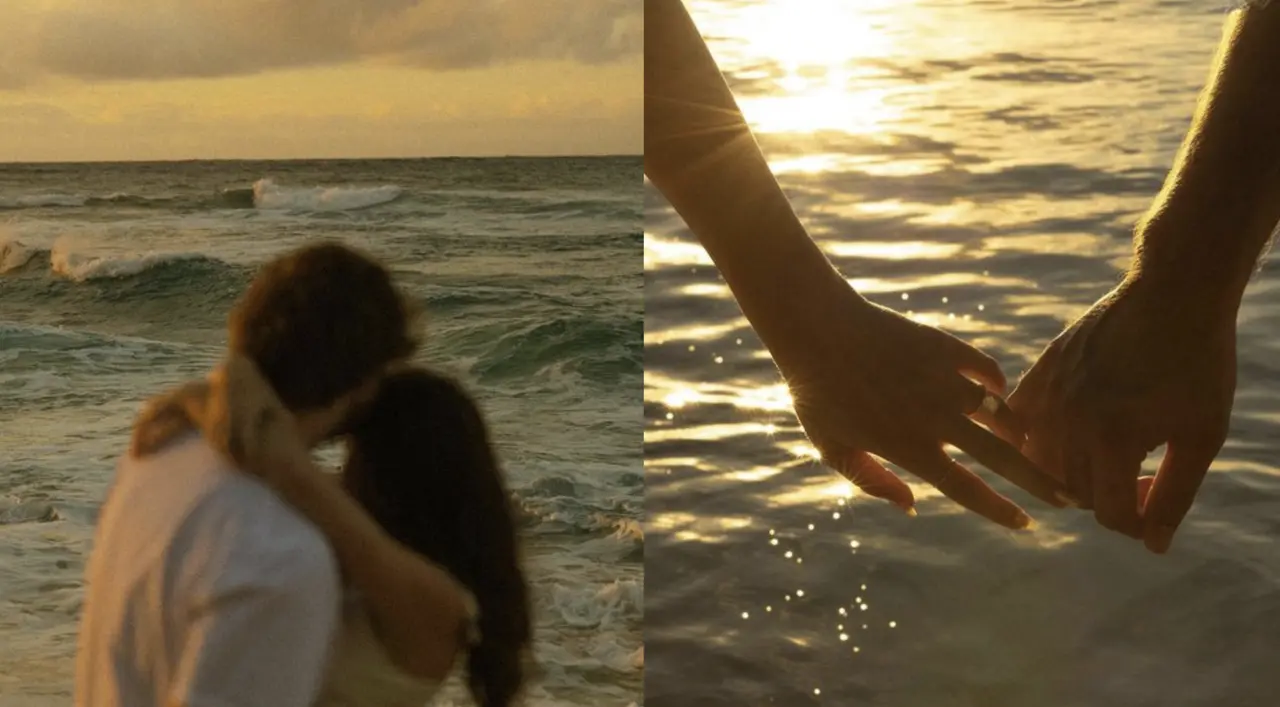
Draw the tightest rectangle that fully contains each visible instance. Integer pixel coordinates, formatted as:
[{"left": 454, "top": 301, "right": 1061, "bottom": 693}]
[
  {"left": 712, "top": 213, "right": 861, "bottom": 306},
  {"left": 1131, "top": 217, "right": 1254, "bottom": 319},
  {"left": 1120, "top": 266, "right": 1240, "bottom": 335},
  {"left": 727, "top": 251, "right": 867, "bottom": 349},
  {"left": 267, "top": 457, "right": 327, "bottom": 508}
]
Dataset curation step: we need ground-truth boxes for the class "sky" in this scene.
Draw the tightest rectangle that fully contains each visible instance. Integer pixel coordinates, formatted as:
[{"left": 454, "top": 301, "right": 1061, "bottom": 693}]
[{"left": 0, "top": 0, "right": 642, "bottom": 161}]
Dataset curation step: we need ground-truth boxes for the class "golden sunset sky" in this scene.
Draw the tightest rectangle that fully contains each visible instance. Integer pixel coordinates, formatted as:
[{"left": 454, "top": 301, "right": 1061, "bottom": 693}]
[{"left": 0, "top": 1, "right": 642, "bottom": 161}]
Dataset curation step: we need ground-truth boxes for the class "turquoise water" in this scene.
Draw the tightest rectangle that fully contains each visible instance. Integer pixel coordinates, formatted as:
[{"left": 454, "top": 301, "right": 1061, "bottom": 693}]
[
  {"left": 646, "top": 2, "right": 1280, "bottom": 706},
  {"left": 0, "top": 156, "right": 642, "bottom": 705}
]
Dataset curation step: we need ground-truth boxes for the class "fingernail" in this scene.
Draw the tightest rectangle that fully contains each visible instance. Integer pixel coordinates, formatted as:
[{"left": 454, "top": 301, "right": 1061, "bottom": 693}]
[
  {"left": 1014, "top": 511, "right": 1034, "bottom": 530},
  {"left": 1053, "top": 491, "right": 1080, "bottom": 508},
  {"left": 1146, "top": 524, "right": 1176, "bottom": 554},
  {"left": 902, "top": 505, "right": 918, "bottom": 518}
]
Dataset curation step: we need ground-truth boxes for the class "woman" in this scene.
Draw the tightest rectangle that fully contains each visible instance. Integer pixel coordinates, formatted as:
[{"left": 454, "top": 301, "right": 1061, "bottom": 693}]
[
  {"left": 135, "top": 359, "right": 532, "bottom": 706},
  {"left": 645, "top": 0, "right": 1070, "bottom": 526},
  {"left": 326, "top": 365, "right": 532, "bottom": 706}
]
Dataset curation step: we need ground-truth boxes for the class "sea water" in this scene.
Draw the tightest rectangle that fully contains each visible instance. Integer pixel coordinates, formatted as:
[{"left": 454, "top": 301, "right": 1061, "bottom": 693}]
[{"left": 646, "top": 1, "right": 1280, "bottom": 705}]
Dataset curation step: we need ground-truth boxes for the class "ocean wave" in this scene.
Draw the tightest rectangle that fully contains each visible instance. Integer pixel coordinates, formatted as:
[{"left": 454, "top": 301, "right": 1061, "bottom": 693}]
[
  {"left": 0, "top": 179, "right": 405, "bottom": 213},
  {"left": 550, "top": 580, "right": 643, "bottom": 630},
  {"left": 50, "top": 243, "right": 215, "bottom": 282},
  {"left": 251, "top": 178, "right": 403, "bottom": 212},
  {"left": 0, "top": 320, "right": 198, "bottom": 361},
  {"left": 513, "top": 198, "right": 641, "bottom": 221},
  {"left": 0, "top": 235, "right": 237, "bottom": 284},
  {"left": 0, "top": 193, "right": 86, "bottom": 209},
  {"left": 512, "top": 475, "right": 643, "bottom": 564},
  {"left": 85, "top": 193, "right": 176, "bottom": 208},
  {"left": 0, "top": 497, "right": 61, "bottom": 525},
  {"left": 0, "top": 238, "right": 40, "bottom": 274},
  {"left": 1, "top": 237, "right": 245, "bottom": 327},
  {"left": 471, "top": 314, "right": 642, "bottom": 383}
]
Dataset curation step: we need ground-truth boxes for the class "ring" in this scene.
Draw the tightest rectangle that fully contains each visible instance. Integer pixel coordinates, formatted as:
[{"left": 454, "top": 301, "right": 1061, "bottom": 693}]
[{"left": 980, "top": 392, "right": 1000, "bottom": 415}]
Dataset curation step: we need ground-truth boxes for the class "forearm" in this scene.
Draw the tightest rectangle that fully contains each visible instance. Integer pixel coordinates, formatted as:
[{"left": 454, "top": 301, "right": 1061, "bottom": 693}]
[
  {"left": 273, "top": 466, "right": 467, "bottom": 679},
  {"left": 644, "top": 0, "right": 854, "bottom": 328},
  {"left": 1134, "top": 2, "right": 1280, "bottom": 310}
]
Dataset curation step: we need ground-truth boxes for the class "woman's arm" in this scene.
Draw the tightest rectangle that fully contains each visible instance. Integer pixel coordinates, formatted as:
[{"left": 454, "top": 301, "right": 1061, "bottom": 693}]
[
  {"left": 645, "top": 0, "right": 850, "bottom": 344},
  {"left": 191, "top": 358, "right": 474, "bottom": 682},
  {"left": 644, "top": 0, "right": 1069, "bottom": 524},
  {"left": 266, "top": 461, "right": 473, "bottom": 680}
]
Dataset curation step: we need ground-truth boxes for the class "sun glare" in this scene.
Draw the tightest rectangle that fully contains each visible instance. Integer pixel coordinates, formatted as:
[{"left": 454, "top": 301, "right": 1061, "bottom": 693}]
[
  {"left": 728, "top": 0, "right": 898, "bottom": 69},
  {"left": 703, "top": 0, "right": 906, "bottom": 135}
]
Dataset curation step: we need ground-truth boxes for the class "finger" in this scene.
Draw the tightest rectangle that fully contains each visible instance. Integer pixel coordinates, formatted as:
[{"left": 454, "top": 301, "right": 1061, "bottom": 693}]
[
  {"left": 1136, "top": 475, "right": 1156, "bottom": 513},
  {"left": 1143, "top": 431, "right": 1224, "bottom": 554},
  {"left": 1085, "top": 429, "right": 1143, "bottom": 538},
  {"left": 927, "top": 374, "right": 1027, "bottom": 446},
  {"left": 937, "top": 333, "right": 1007, "bottom": 394},
  {"left": 941, "top": 416, "right": 1073, "bottom": 508},
  {"left": 1023, "top": 417, "right": 1079, "bottom": 506},
  {"left": 907, "top": 452, "right": 1032, "bottom": 529},
  {"left": 969, "top": 388, "right": 1027, "bottom": 448},
  {"left": 1061, "top": 432, "right": 1094, "bottom": 511},
  {"left": 1006, "top": 366, "right": 1053, "bottom": 450},
  {"left": 832, "top": 451, "right": 915, "bottom": 514}
]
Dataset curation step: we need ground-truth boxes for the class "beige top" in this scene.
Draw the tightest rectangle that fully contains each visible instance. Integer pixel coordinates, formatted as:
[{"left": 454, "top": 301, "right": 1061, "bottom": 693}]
[
  {"left": 317, "top": 590, "right": 481, "bottom": 707},
  {"left": 316, "top": 594, "right": 441, "bottom": 707}
]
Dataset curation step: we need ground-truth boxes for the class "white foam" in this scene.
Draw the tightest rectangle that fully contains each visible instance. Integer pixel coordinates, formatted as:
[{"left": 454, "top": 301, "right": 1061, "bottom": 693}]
[
  {"left": 0, "top": 497, "right": 59, "bottom": 525},
  {"left": 550, "top": 579, "right": 642, "bottom": 629},
  {"left": 611, "top": 518, "right": 643, "bottom": 542},
  {"left": 251, "top": 178, "right": 403, "bottom": 212},
  {"left": 0, "top": 236, "right": 38, "bottom": 273},
  {"left": 49, "top": 239, "right": 204, "bottom": 282}
]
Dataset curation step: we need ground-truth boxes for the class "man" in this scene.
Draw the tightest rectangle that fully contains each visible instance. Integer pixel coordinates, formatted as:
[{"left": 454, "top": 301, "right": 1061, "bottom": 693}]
[
  {"left": 74, "top": 242, "right": 417, "bottom": 706},
  {"left": 1010, "top": 0, "right": 1280, "bottom": 553}
]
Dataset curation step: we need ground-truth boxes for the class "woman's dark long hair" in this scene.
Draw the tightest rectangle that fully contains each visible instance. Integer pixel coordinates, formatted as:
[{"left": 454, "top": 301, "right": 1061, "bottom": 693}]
[{"left": 342, "top": 367, "right": 531, "bottom": 707}]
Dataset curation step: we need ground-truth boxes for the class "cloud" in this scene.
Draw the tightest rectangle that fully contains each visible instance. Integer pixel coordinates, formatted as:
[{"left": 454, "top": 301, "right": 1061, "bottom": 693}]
[{"left": 0, "top": 0, "right": 641, "bottom": 84}]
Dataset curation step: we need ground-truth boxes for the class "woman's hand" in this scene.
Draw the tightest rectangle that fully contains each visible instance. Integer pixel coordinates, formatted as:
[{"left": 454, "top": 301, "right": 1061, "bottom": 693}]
[
  {"left": 190, "top": 354, "right": 312, "bottom": 486},
  {"left": 1008, "top": 274, "right": 1236, "bottom": 552},
  {"left": 766, "top": 275, "right": 1071, "bottom": 529}
]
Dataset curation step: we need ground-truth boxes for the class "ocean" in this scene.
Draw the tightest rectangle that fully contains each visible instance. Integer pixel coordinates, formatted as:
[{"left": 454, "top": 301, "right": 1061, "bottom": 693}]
[
  {"left": 0, "top": 156, "right": 643, "bottom": 705},
  {"left": 646, "top": 1, "right": 1280, "bottom": 706}
]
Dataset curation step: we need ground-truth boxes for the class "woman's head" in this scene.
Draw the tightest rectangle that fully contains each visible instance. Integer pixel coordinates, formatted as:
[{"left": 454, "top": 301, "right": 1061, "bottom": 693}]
[{"left": 342, "top": 367, "right": 531, "bottom": 707}]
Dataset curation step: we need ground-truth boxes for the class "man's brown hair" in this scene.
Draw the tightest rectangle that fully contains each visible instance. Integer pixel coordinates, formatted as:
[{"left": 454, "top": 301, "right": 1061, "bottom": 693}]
[{"left": 227, "top": 241, "right": 418, "bottom": 411}]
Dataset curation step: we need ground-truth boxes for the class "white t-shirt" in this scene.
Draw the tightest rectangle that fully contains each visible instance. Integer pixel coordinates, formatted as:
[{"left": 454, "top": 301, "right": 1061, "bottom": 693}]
[{"left": 74, "top": 431, "right": 342, "bottom": 707}]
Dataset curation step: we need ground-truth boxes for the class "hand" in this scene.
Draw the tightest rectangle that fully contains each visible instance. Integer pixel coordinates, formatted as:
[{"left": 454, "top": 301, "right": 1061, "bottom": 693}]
[
  {"left": 1008, "top": 274, "right": 1236, "bottom": 552},
  {"left": 766, "top": 277, "right": 1071, "bottom": 529},
  {"left": 131, "top": 380, "right": 212, "bottom": 458},
  {"left": 194, "top": 354, "right": 312, "bottom": 485}
]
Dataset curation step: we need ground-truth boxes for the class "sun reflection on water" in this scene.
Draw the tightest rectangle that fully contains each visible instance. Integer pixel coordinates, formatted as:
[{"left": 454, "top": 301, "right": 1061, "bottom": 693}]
[
  {"left": 645, "top": 0, "right": 1274, "bottom": 703},
  {"left": 697, "top": 0, "right": 908, "bottom": 136}
]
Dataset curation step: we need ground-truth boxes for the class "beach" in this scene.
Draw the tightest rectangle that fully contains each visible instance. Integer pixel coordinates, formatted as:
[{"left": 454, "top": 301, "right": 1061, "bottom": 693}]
[
  {"left": 645, "top": 1, "right": 1280, "bottom": 705},
  {"left": 0, "top": 156, "right": 643, "bottom": 705}
]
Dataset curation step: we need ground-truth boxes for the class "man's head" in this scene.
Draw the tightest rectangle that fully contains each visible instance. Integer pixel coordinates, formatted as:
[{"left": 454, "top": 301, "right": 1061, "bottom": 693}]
[{"left": 228, "top": 241, "right": 418, "bottom": 444}]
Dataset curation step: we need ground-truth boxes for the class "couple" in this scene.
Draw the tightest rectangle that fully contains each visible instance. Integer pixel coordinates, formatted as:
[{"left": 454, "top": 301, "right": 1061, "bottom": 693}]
[
  {"left": 646, "top": 0, "right": 1279, "bottom": 553},
  {"left": 74, "top": 242, "right": 531, "bottom": 707}
]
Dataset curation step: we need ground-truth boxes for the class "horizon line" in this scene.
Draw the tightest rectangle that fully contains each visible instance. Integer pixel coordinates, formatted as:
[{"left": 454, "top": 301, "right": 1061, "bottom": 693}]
[{"left": 0, "top": 152, "right": 642, "bottom": 166}]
